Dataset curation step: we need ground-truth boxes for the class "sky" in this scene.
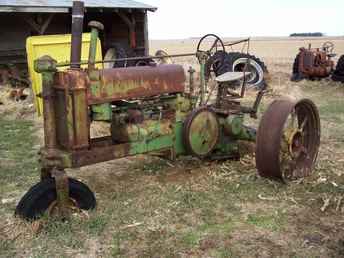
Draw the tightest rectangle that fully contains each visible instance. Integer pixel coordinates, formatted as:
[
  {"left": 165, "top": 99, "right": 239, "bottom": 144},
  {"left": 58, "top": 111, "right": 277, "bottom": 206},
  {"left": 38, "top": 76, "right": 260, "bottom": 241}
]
[{"left": 140, "top": 0, "right": 344, "bottom": 39}]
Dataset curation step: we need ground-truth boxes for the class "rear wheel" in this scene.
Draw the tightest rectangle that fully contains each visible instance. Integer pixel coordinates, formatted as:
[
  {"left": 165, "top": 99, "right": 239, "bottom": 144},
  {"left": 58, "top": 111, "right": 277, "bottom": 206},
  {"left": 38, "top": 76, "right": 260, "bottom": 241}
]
[
  {"left": 15, "top": 178, "right": 96, "bottom": 220},
  {"left": 332, "top": 55, "right": 344, "bottom": 82},
  {"left": 104, "top": 43, "right": 128, "bottom": 68},
  {"left": 256, "top": 99, "right": 320, "bottom": 182},
  {"left": 291, "top": 54, "right": 304, "bottom": 82},
  {"left": 229, "top": 53, "right": 268, "bottom": 89},
  {"left": 206, "top": 51, "right": 268, "bottom": 90}
]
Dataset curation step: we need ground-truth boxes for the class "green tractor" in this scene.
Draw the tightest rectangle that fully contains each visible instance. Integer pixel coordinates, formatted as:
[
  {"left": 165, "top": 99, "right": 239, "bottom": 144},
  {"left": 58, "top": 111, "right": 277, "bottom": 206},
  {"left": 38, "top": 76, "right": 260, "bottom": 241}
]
[{"left": 15, "top": 1, "right": 321, "bottom": 220}]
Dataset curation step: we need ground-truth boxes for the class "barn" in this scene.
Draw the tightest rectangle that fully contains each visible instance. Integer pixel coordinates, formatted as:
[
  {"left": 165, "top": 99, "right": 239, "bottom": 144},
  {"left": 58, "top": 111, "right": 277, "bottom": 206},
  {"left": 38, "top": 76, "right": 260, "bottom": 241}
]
[{"left": 0, "top": 0, "right": 157, "bottom": 70}]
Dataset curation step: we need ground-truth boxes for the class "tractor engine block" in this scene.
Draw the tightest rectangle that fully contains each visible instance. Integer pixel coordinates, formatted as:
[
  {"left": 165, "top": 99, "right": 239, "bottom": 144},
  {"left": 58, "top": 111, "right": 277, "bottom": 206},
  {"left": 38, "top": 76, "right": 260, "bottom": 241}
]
[{"left": 111, "top": 103, "right": 174, "bottom": 143}]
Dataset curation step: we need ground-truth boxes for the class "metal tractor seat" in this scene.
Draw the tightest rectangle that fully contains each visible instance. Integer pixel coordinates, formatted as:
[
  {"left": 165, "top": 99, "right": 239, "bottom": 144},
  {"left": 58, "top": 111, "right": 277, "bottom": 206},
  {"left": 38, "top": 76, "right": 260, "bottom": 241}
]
[{"left": 215, "top": 71, "right": 251, "bottom": 83}]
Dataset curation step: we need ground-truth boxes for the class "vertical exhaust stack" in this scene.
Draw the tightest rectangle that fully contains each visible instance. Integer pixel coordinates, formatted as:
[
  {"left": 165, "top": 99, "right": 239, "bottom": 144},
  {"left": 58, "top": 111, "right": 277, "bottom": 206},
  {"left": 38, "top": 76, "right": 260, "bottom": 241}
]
[{"left": 70, "top": 1, "right": 85, "bottom": 69}]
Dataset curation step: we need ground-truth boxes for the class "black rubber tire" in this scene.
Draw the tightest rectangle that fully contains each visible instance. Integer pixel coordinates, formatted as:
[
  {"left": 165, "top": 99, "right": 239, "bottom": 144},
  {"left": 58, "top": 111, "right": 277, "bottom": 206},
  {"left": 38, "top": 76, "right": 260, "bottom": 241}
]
[
  {"left": 15, "top": 178, "right": 96, "bottom": 220},
  {"left": 332, "top": 55, "right": 344, "bottom": 82},
  {"left": 211, "top": 52, "right": 268, "bottom": 90},
  {"left": 332, "top": 73, "right": 344, "bottom": 82},
  {"left": 134, "top": 58, "right": 155, "bottom": 67},
  {"left": 292, "top": 54, "right": 300, "bottom": 74},
  {"left": 290, "top": 54, "right": 303, "bottom": 82},
  {"left": 290, "top": 54, "right": 304, "bottom": 82},
  {"left": 204, "top": 50, "right": 230, "bottom": 81},
  {"left": 335, "top": 55, "right": 344, "bottom": 73},
  {"left": 107, "top": 43, "right": 128, "bottom": 68},
  {"left": 123, "top": 46, "right": 156, "bottom": 67}
]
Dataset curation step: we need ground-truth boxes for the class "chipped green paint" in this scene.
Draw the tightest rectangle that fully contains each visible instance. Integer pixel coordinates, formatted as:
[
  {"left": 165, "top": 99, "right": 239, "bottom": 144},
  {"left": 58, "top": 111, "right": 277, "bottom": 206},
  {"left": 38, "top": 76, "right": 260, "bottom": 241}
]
[
  {"left": 129, "top": 135, "right": 174, "bottom": 155},
  {"left": 215, "top": 138, "right": 239, "bottom": 157},
  {"left": 92, "top": 103, "right": 112, "bottom": 121},
  {"left": 222, "top": 115, "right": 256, "bottom": 141},
  {"left": 187, "top": 109, "right": 219, "bottom": 156},
  {"left": 112, "top": 119, "right": 173, "bottom": 143},
  {"left": 89, "top": 70, "right": 101, "bottom": 96},
  {"left": 174, "top": 122, "right": 186, "bottom": 155}
]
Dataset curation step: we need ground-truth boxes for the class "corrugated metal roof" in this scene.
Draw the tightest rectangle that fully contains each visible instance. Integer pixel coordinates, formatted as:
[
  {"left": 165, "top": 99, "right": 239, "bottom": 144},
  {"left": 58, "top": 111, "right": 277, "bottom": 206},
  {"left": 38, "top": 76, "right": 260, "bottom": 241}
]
[{"left": 0, "top": 0, "right": 157, "bottom": 12}]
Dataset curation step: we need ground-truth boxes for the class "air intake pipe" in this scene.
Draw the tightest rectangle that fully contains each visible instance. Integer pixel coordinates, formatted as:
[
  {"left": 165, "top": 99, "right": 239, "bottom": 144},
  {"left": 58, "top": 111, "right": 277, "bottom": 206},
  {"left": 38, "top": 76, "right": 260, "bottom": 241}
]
[{"left": 88, "top": 21, "right": 104, "bottom": 70}]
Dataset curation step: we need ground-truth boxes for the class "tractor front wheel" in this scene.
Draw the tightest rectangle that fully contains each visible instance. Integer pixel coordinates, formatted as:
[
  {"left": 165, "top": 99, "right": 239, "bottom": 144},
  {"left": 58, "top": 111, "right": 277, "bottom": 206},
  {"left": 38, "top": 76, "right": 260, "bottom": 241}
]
[{"left": 15, "top": 178, "right": 96, "bottom": 220}]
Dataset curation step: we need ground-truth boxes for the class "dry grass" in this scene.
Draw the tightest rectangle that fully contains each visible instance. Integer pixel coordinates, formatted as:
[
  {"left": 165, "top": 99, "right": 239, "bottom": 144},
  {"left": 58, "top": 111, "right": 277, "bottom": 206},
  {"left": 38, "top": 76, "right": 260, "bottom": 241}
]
[{"left": 1, "top": 37, "right": 344, "bottom": 258}]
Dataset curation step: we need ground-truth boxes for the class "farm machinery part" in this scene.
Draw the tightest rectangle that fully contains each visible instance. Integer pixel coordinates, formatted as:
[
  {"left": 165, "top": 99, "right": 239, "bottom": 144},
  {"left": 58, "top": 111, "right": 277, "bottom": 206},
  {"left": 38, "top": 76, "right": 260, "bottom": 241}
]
[
  {"left": 203, "top": 37, "right": 269, "bottom": 90},
  {"left": 291, "top": 42, "right": 336, "bottom": 81},
  {"left": 15, "top": 1, "right": 321, "bottom": 220},
  {"left": 332, "top": 55, "right": 344, "bottom": 83}
]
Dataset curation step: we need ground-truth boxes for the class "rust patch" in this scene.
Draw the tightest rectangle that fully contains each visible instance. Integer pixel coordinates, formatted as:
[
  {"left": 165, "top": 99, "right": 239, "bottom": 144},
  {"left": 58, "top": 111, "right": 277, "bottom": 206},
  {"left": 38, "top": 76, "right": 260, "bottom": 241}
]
[{"left": 88, "top": 64, "right": 185, "bottom": 104}]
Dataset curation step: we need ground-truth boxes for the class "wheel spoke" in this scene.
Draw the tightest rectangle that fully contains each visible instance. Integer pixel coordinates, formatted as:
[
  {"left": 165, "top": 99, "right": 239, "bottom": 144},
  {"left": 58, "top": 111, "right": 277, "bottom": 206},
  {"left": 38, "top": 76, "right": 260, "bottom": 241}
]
[
  {"left": 289, "top": 109, "right": 297, "bottom": 129},
  {"left": 299, "top": 117, "right": 308, "bottom": 131}
]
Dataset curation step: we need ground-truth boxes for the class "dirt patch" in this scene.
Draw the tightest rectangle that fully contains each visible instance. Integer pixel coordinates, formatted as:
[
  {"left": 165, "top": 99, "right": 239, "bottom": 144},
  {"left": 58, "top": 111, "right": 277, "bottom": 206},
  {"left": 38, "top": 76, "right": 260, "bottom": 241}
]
[{"left": 0, "top": 85, "right": 36, "bottom": 119}]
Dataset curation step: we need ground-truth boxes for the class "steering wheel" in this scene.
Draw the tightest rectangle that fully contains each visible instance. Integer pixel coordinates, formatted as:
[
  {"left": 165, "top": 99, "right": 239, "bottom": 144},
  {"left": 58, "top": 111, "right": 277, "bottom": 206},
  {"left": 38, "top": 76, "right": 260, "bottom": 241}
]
[
  {"left": 196, "top": 34, "right": 225, "bottom": 61},
  {"left": 322, "top": 41, "right": 334, "bottom": 53}
]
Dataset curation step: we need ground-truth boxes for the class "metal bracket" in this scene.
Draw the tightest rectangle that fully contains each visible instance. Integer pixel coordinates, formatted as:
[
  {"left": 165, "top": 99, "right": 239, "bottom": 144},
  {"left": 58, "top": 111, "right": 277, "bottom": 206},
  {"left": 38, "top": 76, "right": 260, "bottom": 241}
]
[
  {"left": 23, "top": 14, "right": 55, "bottom": 35},
  {"left": 51, "top": 168, "right": 70, "bottom": 218}
]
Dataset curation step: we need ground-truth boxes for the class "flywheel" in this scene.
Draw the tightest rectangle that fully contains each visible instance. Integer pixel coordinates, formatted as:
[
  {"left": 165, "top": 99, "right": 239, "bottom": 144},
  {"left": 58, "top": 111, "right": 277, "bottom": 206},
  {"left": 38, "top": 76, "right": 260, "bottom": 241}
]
[
  {"left": 183, "top": 107, "right": 220, "bottom": 158},
  {"left": 256, "top": 98, "right": 320, "bottom": 181}
]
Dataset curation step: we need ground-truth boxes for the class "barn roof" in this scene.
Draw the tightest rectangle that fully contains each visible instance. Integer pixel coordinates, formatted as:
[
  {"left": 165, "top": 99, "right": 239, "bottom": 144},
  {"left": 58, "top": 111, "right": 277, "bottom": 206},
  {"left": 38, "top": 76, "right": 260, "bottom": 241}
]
[{"left": 0, "top": 0, "right": 157, "bottom": 13}]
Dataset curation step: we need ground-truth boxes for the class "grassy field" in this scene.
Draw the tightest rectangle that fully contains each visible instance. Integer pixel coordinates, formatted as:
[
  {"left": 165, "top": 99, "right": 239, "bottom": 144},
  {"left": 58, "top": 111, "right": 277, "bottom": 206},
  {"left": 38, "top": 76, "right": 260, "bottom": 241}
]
[{"left": 1, "top": 37, "right": 344, "bottom": 257}]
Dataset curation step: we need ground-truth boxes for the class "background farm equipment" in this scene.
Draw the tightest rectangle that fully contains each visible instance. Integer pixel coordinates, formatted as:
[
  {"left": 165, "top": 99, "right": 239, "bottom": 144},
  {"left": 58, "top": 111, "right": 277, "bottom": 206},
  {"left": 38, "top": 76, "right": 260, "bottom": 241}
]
[
  {"left": 332, "top": 55, "right": 344, "bottom": 82},
  {"left": 291, "top": 42, "right": 336, "bottom": 81},
  {"left": 204, "top": 37, "right": 269, "bottom": 90},
  {"left": 15, "top": 1, "right": 321, "bottom": 220}
]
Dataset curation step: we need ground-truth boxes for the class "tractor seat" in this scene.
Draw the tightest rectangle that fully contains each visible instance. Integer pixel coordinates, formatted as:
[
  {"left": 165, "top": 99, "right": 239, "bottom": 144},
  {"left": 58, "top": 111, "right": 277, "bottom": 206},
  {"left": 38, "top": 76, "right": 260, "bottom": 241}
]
[{"left": 215, "top": 72, "right": 251, "bottom": 83}]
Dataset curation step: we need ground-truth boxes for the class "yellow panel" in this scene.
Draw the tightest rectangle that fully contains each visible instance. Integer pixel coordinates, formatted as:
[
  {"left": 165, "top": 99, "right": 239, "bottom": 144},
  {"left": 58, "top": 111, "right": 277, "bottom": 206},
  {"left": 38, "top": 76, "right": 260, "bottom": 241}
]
[{"left": 26, "top": 33, "right": 103, "bottom": 115}]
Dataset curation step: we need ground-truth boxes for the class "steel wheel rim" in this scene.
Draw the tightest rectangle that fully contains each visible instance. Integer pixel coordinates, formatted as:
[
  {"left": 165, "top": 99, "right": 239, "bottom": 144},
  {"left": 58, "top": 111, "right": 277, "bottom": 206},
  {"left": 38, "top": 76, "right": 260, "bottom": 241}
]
[
  {"left": 233, "top": 58, "right": 264, "bottom": 87},
  {"left": 256, "top": 99, "right": 320, "bottom": 182}
]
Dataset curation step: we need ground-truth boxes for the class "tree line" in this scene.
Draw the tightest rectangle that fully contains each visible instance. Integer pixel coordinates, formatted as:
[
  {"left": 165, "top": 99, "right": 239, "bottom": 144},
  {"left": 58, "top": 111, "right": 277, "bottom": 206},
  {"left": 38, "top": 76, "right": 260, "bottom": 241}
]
[{"left": 290, "top": 32, "right": 324, "bottom": 37}]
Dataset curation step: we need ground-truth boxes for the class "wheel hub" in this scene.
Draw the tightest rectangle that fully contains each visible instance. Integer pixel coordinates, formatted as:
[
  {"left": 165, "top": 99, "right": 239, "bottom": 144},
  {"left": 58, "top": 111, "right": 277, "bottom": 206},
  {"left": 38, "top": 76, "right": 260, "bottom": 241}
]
[
  {"left": 183, "top": 107, "right": 220, "bottom": 158},
  {"left": 288, "top": 131, "right": 303, "bottom": 157}
]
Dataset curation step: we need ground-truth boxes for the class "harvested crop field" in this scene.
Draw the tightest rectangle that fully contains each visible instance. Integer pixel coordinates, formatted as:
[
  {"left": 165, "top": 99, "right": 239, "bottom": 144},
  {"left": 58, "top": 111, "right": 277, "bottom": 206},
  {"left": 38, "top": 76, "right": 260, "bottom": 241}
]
[{"left": 1, "top": 37, "right": 344, "bottom": 258}]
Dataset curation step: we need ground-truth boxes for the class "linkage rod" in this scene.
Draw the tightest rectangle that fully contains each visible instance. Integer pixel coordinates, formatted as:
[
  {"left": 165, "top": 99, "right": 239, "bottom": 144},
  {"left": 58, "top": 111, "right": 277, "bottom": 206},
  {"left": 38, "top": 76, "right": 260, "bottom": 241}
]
[{"left": 56, "top": 52, "right": 197, "bottom": 67}]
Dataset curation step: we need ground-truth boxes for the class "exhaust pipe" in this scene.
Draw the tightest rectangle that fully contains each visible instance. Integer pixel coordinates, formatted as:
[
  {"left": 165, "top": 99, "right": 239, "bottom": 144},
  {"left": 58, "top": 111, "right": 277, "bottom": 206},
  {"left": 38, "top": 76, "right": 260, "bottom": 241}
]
[{"left": 70, "top": 1, "right": 85, "bottom": 69}]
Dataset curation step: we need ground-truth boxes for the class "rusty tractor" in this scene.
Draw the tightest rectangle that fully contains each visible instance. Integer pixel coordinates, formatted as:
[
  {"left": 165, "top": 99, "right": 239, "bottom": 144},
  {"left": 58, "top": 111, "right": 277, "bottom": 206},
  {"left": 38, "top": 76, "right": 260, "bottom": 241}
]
[
  {"left": 16, "top": 1, "right": 321, "bottom": 220},
  {"left": 291, "top": 42, "right": 336, "bottom": 81}
]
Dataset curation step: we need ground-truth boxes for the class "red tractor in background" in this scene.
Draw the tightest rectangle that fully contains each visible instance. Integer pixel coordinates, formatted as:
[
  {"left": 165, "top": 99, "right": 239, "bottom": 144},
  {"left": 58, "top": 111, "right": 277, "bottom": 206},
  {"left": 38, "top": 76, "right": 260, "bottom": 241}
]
[{"left": 291, "top": 41, "right": 344, "bottom": 83}]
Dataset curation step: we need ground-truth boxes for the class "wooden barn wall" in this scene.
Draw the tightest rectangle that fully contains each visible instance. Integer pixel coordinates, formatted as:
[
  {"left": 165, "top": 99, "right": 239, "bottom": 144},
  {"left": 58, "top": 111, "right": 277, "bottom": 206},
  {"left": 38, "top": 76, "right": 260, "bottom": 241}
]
[{"left": 0, "top": 10, "right": 146, "bottom": 61}]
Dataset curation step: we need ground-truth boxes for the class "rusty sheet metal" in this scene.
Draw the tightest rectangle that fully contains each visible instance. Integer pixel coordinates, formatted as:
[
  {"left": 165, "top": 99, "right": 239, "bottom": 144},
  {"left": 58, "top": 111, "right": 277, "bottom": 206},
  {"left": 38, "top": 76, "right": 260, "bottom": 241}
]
[
  {"left": 88, "top": 64, "right": 185, "bottom": 104},
  {"left": 71, "top": 134, "right": 174, "bottom": 167},
  {"left": 53, "top": 69, "right": 90, "bottom": 150},
  {"left": 54, "top": 69, "right": 89, "bottom": 90},
  {"left": 256, "top": 98, "right": 320, "bottom": 182}
]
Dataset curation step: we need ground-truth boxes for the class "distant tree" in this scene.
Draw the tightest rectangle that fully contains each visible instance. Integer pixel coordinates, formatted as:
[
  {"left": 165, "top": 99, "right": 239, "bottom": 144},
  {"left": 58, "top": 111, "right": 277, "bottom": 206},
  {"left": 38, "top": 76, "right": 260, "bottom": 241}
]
[{"left": 290, "top": 32, "right": 324, "bottom": 37}]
